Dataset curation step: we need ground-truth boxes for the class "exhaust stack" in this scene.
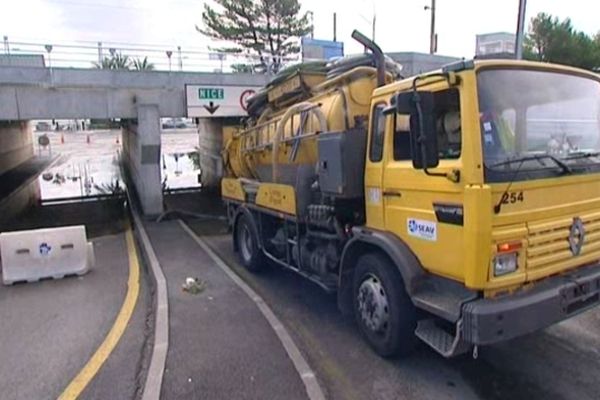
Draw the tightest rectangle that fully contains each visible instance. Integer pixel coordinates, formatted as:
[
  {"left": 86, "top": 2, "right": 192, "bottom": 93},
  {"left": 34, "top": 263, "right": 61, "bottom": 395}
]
[{"left": 351, "top": 30, "right": 386, "bottom": 87}]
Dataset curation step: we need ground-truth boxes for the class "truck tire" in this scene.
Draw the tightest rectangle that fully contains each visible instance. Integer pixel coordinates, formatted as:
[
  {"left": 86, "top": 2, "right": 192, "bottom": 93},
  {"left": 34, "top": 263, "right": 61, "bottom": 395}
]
[
  {"left": 352, "top": 253, "right": 417, "bottom": 357},
  {"left": 235, "top": 214, "right": 265, "bottom": 272}
]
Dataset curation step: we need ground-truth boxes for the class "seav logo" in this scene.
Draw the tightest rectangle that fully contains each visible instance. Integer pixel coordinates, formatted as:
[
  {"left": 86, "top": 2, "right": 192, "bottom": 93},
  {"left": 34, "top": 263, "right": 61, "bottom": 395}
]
[{"left": 407, "top": 218, "right": 437, "bottom": 241}]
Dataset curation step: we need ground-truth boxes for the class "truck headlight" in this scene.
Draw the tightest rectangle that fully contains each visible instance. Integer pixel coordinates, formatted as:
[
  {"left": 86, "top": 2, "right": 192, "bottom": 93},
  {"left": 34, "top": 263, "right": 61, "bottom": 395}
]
[{"left": 493, "top": 252, "right": 518, "bottom": 276}]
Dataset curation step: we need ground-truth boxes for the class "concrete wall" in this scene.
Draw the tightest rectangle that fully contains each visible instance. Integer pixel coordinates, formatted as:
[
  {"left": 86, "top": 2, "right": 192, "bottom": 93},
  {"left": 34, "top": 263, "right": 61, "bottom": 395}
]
[
  {"left": 0, "top": 121, "right": 33, "bottom": 175},
  {"left": 197, "top": 119, "right": 224, "bottom": 188},
  {"left": 0, "top": 178, "right": 40, "bottom": 227},
  {"left": 121, "top": 99, "right": 163, "bottom": 216}
]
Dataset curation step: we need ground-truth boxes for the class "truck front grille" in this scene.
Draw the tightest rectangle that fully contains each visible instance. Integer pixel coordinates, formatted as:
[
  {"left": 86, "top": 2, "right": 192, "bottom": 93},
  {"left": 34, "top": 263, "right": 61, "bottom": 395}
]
[{"left": 527, "top": 210, "right": 600, "bottom": 278}]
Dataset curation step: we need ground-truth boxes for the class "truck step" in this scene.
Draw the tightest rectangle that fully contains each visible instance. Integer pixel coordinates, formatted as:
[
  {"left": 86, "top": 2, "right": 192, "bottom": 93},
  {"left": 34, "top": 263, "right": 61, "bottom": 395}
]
[
  {"left": 415, "top": 319, "right": 470, "bottom": 358},
  {"left": 411, "top": 275, "right": 478, "bottom": 322}
]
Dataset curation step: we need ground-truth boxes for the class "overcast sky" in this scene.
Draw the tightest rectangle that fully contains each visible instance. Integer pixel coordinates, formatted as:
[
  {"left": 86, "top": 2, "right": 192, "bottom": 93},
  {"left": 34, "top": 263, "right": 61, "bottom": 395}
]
[{"left": 1, "top": 0, "right": 598, "bottom": 60}]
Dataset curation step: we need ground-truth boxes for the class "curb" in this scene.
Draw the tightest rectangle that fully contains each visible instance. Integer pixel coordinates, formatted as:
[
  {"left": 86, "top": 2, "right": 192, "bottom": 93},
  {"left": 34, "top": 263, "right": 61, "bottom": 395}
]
[{"left": 130, "top": 209, "right": 169, "bottom": 400}]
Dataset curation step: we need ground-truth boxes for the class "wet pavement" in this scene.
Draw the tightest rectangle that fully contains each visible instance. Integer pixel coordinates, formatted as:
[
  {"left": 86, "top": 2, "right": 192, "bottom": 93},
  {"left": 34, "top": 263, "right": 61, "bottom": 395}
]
[
  {"left": 143, "top": 219, "right": 308, "bottom": 400},
  {"left": 0, "top": 230, "right": 151, "bottom": 400},
  {"left": 0, "top": 199, "right": 151, "bottom": 400}
]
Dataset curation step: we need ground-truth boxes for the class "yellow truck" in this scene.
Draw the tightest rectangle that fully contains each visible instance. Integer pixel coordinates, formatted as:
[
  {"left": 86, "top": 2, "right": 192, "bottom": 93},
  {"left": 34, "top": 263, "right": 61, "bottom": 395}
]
[{"left": 221, "top": 31, "right": 600, "bottom": 358}]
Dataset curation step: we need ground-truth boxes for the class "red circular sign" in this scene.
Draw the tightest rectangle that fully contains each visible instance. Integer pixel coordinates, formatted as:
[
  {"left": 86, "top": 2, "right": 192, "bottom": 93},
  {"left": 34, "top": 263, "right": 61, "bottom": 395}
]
[{"left": 240, "top": 89, "right": 256, "bottom": 111}]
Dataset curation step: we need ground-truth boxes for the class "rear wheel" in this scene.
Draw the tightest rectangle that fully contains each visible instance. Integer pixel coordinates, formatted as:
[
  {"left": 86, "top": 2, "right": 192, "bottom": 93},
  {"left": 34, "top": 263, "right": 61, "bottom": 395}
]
[
  {"left": 353, "top": 253, "right": 417, "bottom": 358},
  {"left": 235, "top": 214, "right": 265, "bottom": 272}
]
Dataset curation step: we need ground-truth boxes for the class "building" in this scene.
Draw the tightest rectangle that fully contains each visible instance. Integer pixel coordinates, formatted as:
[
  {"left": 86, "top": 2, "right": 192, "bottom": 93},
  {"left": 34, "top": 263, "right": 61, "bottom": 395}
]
[{"left": 475, "top": 32, "right": 516, "bottom": 56}]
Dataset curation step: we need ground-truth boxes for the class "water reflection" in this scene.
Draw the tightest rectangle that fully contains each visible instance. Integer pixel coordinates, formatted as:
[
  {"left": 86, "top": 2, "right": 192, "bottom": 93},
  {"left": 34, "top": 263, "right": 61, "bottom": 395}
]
[
  {"left": 37, "top": 130, "right": 201, "bottom": 201},
  {"left": 161, "top": 149, "right": 202, "bottom": 191},
  {"left": 40, "top": 154, "right": 124, "bottom": 199}
]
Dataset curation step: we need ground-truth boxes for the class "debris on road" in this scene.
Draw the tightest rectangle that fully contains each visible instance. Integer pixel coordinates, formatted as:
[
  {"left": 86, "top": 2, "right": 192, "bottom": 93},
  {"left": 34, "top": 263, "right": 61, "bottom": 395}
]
[{"left": 182, "top": 277, "right": 206, "bottom": 295}]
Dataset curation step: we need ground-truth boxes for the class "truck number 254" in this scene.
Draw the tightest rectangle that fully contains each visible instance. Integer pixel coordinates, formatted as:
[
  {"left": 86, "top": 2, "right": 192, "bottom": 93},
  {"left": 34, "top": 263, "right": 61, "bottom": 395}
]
[{"left": 500, "top": 191, "right": 524, "bottom": 205}]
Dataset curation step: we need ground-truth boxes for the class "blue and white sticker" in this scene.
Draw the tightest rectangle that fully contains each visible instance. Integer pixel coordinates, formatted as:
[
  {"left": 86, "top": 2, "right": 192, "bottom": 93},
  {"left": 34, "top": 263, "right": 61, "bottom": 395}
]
[
  {"left": 407, "top": 218, "right": 437, "bottom": 241},
  {"left": 39, "top": 242, "right": 52, "bottom": 256}
]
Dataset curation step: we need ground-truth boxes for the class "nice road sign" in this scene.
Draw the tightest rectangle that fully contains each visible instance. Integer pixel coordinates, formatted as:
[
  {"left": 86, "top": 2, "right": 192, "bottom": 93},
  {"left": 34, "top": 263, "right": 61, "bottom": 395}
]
[{"left": 185, "top": 84, "right": 259, "bottom": 118}]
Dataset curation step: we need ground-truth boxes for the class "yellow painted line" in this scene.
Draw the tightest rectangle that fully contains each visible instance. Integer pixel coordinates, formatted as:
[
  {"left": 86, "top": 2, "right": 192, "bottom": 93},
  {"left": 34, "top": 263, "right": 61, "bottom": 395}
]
[{"left": 58, "top": 228, "right": 140, "bottom": 400}]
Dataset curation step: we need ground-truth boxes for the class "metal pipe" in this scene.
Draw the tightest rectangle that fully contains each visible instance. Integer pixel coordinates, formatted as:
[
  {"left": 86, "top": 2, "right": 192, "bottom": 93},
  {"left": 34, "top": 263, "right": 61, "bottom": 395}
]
[
  {"left": 333, "top": 13, "right": 337, "bottom": 42},
  {"left": 351, "top": 30, "right": 385, "bottom": 87},
  {"left": 425, "top": 0, "right": 436, "bottom": 54},
  {"left": 515, "top": 0, "right": 527, "bottom": 60}
]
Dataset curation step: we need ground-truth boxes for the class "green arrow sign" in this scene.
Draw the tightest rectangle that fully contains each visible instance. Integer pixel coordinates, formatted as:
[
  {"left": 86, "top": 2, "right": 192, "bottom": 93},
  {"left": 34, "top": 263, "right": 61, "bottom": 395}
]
[{"left": 198, "top": 88, "right": 224, "bottom": 100}]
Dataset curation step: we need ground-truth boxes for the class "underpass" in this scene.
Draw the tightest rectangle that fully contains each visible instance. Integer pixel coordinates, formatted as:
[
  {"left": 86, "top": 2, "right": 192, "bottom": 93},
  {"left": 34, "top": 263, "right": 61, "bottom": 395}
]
[{"left": 1, "top": 62, "right": 600, "bottom": 400}]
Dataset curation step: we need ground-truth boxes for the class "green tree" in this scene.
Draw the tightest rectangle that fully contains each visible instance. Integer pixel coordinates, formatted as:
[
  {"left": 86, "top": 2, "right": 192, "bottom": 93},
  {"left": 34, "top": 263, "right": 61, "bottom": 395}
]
[
  {"left": 93, "top": 52, "right": 132, "bottom": 70},
  {"left": 197, "top": 0, "right": 311, "bottom": 73},
  {"left": 524, "top": 13, "right": 600, "bottom": 70},
  {"left": 132, "top": 57, "right": 155, "bottom": 71},
  {"left": 231, "top": 63, "right": 255, "bottom": 73}
]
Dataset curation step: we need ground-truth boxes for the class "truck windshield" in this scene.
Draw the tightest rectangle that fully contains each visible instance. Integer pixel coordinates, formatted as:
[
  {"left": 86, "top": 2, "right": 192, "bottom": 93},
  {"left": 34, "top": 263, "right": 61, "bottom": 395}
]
[{"left": 477, "top": 68, "right": 600, "bottom": 182}]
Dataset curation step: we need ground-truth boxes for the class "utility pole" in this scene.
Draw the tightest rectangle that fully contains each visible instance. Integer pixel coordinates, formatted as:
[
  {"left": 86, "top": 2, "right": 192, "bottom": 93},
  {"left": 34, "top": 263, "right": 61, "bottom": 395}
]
[
  {"left": 372, "top": 14, "right": 376, "bottom": 41},
  {"left": 515, "top": 0, "right": 527, "bottom": 59},
  {"left": 333, "top": 12, "right": 337, "bottom": 42},
  {"left": 425, "top": 0, "right": 436, "bottom": 54},
  {"left": 97, "top": 42, "right": 103, "bottom": 63},
  {"left": 177, "top": 46, "right": 183, "bottom": 71}
]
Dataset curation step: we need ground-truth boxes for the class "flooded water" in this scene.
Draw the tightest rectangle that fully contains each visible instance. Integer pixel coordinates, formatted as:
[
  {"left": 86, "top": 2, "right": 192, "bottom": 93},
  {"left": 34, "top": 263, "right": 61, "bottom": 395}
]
[
  {"left": 160, "top": 130, "right": 202, "bottom": 191},
  {"left": 35, "top": 129, "right": 200, "bottom": 201}
]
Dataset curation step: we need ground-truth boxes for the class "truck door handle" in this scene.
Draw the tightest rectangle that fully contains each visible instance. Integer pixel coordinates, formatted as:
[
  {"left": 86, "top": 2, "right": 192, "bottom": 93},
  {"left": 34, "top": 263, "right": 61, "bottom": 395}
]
[{"left": 383, "top": 190, "right": 402, "bottom": 198}]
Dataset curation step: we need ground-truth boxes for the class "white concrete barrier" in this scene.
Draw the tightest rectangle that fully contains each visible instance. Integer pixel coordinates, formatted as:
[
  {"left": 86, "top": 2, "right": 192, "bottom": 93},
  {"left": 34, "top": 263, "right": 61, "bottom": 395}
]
[{"left": 0, "top": 225, "right": 94, "bottom": 285}]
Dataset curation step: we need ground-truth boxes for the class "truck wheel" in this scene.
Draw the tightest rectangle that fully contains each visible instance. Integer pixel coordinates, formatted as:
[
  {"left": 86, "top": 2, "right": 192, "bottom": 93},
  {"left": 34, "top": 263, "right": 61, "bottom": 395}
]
[
  {"left": 235, "top": 214, "right": 265, "bottom": 272},
  {"left": 353, "top": 253, "right": 416, "bottom": 358}
]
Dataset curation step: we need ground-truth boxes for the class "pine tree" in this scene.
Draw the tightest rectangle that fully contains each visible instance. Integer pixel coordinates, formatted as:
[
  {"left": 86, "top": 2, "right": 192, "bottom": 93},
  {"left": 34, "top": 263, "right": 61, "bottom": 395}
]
[{"left": 197, "top": 0, "right": 311, "bottom": 73}]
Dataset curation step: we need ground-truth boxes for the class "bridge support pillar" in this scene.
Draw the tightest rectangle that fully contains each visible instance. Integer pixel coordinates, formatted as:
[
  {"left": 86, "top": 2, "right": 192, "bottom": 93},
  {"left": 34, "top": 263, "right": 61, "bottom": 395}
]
[
  {"left": 122, "top": 102, "right": 163, "bottom": 216},
  {"left": 0, "top": 121, "right": 38, "bottom": 223},
  {"left": 197, "top": 118, "right": 223, "bottom": 189},
  {"left": 0, "top": 121, "right": 34, "bottom": 175}
]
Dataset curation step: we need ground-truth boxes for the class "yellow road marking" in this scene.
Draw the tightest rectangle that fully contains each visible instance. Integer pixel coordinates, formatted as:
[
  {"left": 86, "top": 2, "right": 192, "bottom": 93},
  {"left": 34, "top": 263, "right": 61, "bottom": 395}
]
[{"left": 58, "top": 228, "right": 140, "bottom": 400}]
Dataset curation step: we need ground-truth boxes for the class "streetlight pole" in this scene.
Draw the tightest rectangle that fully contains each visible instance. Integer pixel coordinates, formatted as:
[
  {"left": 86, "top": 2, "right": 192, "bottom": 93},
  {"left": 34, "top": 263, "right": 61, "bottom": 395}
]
[
  {"left": 307, "top": 11, "right": 314, "bottom": 39},
  {"left": 515, "top": 0, "right": 527, "bottom": 59},
  {"left": 425, "top": 0, "right": 436, "bottom": 54},
  {"left": 372, "top": 14, "right": 376, "bottom": 42}
]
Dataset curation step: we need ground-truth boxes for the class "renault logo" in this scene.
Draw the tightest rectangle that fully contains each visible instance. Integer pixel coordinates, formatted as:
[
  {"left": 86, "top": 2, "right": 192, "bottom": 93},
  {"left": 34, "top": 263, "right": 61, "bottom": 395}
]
[{"left": 568, "top": 217, "right": 585, "bottom": 256}]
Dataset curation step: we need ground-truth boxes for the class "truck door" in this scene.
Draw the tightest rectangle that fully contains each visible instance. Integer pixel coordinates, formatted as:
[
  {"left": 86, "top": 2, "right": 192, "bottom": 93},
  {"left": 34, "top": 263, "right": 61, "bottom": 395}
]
[
  {"left": 364, "top": 102, "right": 387, "bottom": 229},
  {"left": 382, "top": 86, "right": 466, "bottom": 281}
]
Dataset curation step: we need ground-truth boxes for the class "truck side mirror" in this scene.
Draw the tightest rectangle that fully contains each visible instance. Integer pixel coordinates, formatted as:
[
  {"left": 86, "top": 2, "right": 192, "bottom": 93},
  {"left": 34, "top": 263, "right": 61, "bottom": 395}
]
[{"left": 394, "top": 91, "right": 439, "bottom": 170}]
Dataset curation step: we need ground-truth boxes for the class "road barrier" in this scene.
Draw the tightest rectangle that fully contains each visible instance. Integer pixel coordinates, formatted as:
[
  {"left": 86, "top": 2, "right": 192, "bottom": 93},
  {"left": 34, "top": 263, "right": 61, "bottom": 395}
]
[{"left": 0, "top": 225, "right": 94, "bottom": 285}]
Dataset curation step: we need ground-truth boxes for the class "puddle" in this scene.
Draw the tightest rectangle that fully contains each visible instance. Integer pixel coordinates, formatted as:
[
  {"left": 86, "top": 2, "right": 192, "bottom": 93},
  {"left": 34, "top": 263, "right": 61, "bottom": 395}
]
[
  {"left": 161, "top": 151, "right": 201, "bottom": 191},
  {"left": 35, "top": 130, "right": 201, "bottom": 201}
]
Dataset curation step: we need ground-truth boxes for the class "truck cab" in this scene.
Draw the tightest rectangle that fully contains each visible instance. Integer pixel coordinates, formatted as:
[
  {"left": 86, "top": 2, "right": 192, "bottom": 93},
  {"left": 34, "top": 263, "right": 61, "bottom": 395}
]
[{"left": 355, "top": 59, "right": 600, "bottom": 355}]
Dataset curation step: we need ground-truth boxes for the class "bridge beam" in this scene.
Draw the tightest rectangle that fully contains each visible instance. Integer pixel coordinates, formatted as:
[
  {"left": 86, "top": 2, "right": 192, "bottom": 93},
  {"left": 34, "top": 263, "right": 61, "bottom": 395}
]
[{"left": 121, "top": 99, "right": 163, "bottom": 216}]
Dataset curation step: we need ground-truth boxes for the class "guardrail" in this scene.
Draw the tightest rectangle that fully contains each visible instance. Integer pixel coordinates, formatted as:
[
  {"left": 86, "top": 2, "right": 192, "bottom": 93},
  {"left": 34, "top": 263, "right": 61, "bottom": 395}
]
[{"left": 1, "top": 36, "right": 302, "bottom": 74}]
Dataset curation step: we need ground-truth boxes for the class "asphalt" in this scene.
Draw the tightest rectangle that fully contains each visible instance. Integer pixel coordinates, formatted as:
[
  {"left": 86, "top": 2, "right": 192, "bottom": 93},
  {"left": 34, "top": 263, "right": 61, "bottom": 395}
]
[
  {"left": 143, "top": 219, "right": 308, "bottom": 400},
  {"left": 0, "top": 232, "right": 150, "bottom": 400},
  {"left": 185, "top": 218, "right": 600, "bottom": 400}
]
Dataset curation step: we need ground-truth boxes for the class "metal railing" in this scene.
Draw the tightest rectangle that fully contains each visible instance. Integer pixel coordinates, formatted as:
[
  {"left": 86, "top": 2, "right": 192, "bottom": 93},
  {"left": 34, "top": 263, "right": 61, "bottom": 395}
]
[{"left": 1, "top": 35, "right": 301, "bottom": 74}]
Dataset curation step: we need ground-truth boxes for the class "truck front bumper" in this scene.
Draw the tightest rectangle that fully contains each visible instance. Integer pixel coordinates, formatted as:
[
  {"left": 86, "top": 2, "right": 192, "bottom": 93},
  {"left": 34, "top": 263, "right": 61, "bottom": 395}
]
[{"left": 462, "top": 261, "right": 600, "bottom": 345}]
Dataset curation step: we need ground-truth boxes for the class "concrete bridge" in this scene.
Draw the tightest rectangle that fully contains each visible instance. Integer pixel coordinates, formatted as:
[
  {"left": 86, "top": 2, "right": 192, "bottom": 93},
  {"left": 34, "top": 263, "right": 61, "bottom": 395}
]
[{"left": 0, "top": 66, "right": 268, "bottom": 216}]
